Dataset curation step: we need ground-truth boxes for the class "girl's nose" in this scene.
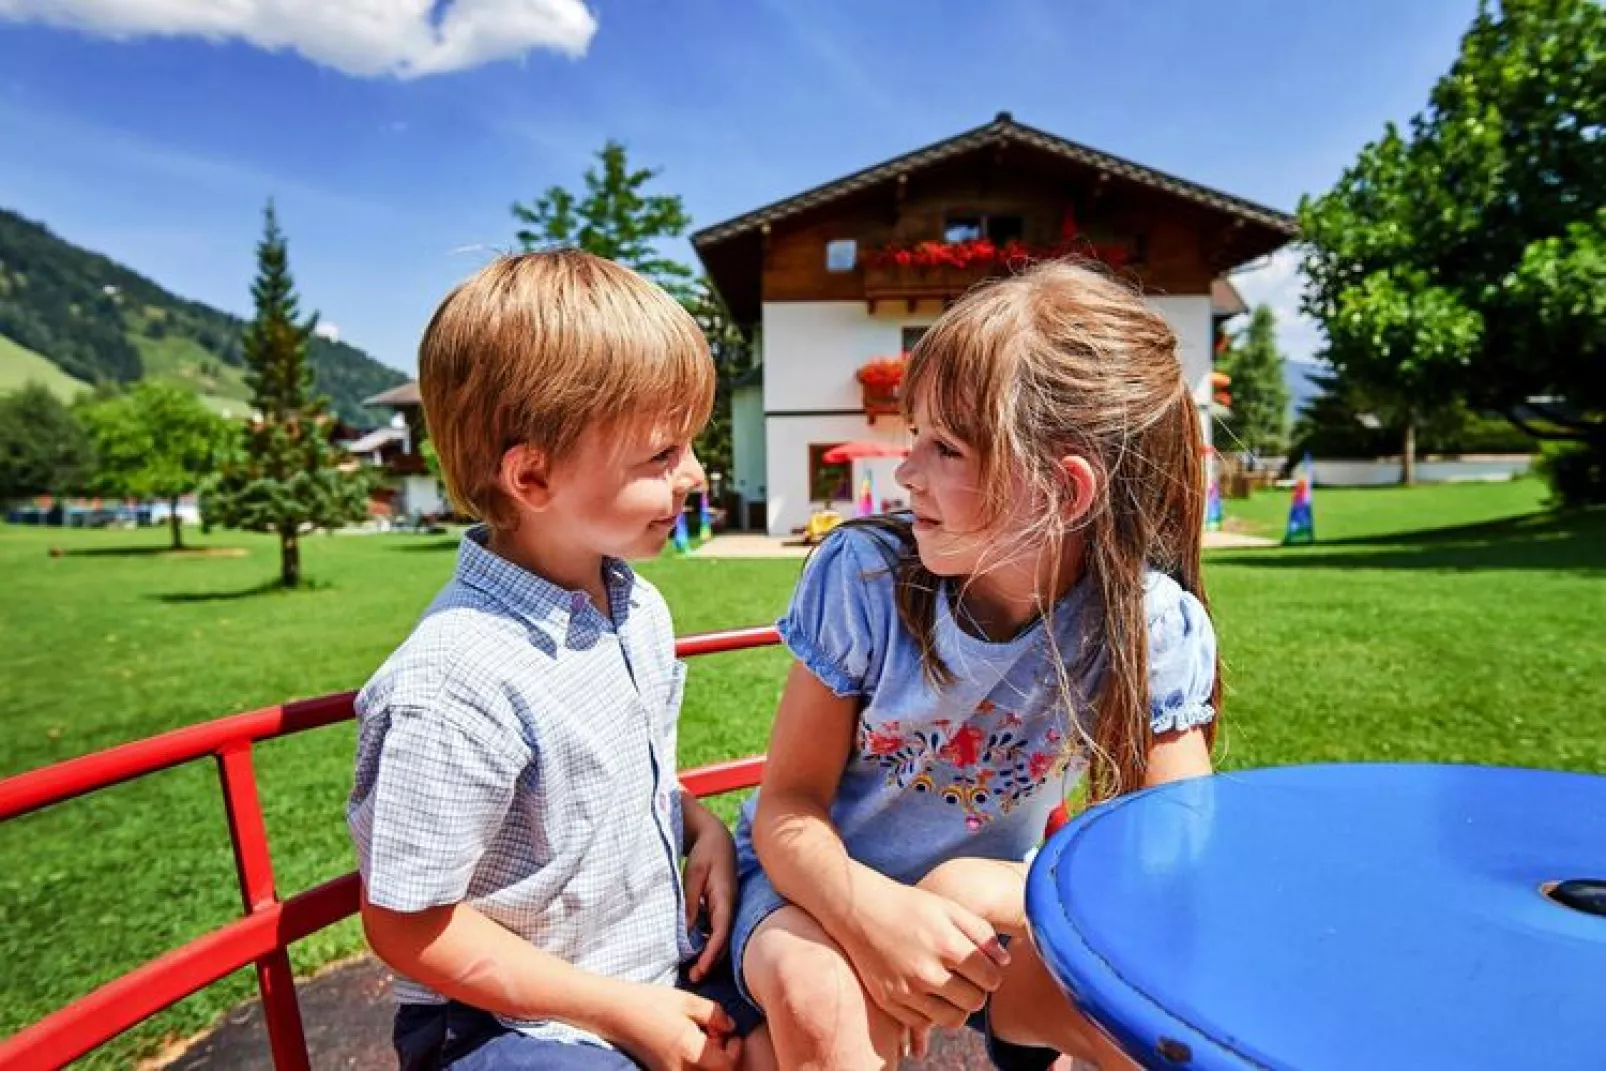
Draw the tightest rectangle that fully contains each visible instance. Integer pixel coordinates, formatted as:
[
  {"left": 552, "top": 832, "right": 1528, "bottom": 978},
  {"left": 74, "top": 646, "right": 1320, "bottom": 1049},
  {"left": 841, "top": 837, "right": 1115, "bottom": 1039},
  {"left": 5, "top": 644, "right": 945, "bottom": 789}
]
[
  {"left": 676, "top": 447, "right": 707, "bottom": 495},
  {"left": 895, "top": 454, "right": 920, "bottom": 492}
]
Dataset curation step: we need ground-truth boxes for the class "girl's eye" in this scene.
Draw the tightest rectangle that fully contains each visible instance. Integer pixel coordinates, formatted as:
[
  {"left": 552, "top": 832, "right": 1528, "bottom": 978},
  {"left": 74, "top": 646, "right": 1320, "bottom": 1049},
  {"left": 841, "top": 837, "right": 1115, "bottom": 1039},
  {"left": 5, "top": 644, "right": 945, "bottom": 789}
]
[
  {"left": 651, "top": 446, "right": 678, "bottom": 465},
  {"left": 935, "top": 440, "right": 961, "bottom": 459}
]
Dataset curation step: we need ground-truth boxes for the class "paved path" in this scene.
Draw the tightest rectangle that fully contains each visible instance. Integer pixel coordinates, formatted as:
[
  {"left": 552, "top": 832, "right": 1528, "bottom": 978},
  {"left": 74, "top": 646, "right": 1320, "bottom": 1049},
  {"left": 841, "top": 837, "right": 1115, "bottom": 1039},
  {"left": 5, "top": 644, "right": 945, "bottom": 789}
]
[
  {"left": 158, "top": 955, "right": 1029, "bottom": 1070},
  {"left": 691, "top": 529, "right": 1277, "bottom": 558}
]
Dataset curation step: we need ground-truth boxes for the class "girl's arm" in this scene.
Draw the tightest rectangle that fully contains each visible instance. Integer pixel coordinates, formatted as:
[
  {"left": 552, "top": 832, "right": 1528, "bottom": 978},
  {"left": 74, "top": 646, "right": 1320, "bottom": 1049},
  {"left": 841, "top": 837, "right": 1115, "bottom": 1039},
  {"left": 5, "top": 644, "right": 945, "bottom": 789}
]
[
  {"left": 751, "top": 662, "right": 891, "bottom": 943},
  {"left": 1142, "top": 725, "right": 1213, "bottom": 787},
  {"left": 752, "top": 662, "right": 1008, "bottom": 1033}
]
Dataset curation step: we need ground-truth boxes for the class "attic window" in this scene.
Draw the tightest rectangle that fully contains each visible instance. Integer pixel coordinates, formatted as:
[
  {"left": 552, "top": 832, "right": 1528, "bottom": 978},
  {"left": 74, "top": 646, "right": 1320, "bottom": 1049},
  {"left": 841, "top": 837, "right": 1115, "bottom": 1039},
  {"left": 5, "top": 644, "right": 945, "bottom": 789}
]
[
  {"left": 944, "top": 215, "right": 983, "bottom": 242},
  {"left": 943, "top": 213, "right": 1024, "bottom": 243},
  {"left": 826, "top": 239, "right": 857, "bottom": 272}
]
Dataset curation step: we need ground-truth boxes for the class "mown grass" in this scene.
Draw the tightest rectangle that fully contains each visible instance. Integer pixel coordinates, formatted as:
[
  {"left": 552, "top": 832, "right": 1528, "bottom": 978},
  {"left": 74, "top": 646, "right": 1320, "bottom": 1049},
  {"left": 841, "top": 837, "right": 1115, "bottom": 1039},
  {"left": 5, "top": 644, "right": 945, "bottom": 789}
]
[{"left": 2, "top": 478, "right": 1600, "bottom": 1064}]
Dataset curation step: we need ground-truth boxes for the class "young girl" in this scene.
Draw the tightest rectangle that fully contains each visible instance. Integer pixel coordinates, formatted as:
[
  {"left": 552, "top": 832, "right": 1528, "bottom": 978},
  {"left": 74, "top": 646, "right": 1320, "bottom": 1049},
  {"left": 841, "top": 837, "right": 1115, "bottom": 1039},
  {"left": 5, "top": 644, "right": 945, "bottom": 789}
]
[{"left": 731, "top": 261, "right": 1221, "bottom": 1069}]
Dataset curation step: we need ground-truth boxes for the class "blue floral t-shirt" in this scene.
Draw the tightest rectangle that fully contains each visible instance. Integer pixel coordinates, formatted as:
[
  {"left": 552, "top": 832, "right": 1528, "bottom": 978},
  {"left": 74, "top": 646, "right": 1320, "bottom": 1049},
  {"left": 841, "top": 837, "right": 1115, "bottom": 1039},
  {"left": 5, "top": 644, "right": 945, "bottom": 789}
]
[{"left": 733, "top": 522, "right": 1217, "bottom": 887}]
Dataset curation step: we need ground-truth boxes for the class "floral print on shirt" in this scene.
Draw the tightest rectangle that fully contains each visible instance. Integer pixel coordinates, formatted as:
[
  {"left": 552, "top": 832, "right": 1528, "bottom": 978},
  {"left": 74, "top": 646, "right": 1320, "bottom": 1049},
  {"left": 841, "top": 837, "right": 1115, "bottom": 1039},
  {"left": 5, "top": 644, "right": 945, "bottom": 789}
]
[{"left": 859, "top": 698, "right": 1077, "bottom": 830}]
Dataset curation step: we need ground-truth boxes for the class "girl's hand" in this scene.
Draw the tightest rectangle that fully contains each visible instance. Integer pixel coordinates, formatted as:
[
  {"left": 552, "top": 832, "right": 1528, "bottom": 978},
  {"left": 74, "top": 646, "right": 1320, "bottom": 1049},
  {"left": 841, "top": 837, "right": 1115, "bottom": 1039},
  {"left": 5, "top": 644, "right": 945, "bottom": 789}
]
[
  {"left": 610, "top": 985, "right": 741, "bottom": 1071},
  {"left": 682, "top": 802, "right": 738, "bottom": 982},
  {"left": 842, "top": 881, "right": 1011, "bottom": 1037}
]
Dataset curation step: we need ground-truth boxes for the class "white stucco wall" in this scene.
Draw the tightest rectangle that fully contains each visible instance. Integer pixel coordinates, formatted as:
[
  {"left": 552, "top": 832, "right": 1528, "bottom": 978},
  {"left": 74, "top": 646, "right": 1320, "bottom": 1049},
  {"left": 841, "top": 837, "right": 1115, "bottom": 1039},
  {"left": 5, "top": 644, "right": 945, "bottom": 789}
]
[
  {"left": 762, "top": 302, "right": 935, "bottom": 412},
  {"left": 401, "top": 475, "right": 445, "bottom": 518},
  {"left": 762, "top": 302, "right": 932, "bottom": 535},
  {"left": 1147, "top": 295, "right": 1214, "bottom": 442},
  {"left": 764, "top": 413, "right": 910, "bottom": 535},
  {"left": 1307, "top": 456, "right": 1533, "bottom": 487},
  {"left": 759, "top": 296, "right": 1213, "bottom": 536}
]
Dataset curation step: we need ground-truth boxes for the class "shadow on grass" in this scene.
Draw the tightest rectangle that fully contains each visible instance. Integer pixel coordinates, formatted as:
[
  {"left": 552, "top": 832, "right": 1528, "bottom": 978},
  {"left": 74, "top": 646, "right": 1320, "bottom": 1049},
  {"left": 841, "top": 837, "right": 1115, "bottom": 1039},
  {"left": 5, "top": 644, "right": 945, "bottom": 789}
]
[
  {"left": 1211, "top": 509, "right": 1605, "bottom": 575},
  {"left": 151, "top": 577, "right": 335, "bottom": 603},
  {"left": 51, "top": 545, "right": 247, "bottom": 559},
  {"left": 389, "top": 539, "right": 459, "bottom": 553}
]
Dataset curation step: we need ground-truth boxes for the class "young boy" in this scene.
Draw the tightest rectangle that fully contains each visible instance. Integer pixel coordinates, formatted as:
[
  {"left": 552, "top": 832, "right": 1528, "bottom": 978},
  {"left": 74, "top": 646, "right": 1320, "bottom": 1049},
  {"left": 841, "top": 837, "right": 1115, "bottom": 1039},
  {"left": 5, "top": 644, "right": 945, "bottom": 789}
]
[{"left": 347, "top": 251, "right": 760, "bottom": 1070}]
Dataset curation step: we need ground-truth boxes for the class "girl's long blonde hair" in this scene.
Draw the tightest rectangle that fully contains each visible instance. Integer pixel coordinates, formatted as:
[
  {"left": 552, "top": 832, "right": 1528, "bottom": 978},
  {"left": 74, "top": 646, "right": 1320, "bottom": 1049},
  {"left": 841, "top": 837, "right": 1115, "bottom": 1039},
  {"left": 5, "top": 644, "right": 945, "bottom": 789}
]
[{"left": 857, "top": 259, "right": 1220, "bottom": 802}]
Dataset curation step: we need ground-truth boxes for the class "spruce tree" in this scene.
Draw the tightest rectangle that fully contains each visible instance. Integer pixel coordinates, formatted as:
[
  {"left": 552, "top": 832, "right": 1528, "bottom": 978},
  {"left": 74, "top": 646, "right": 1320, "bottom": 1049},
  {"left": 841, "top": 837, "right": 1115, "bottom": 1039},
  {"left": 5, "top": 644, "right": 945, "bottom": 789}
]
[
  {"left": 1217, "top": 304, "right": 1291, "bottom": 457},
  {"left": 202, "top": 203, "right": 369, "bottom": 587}
]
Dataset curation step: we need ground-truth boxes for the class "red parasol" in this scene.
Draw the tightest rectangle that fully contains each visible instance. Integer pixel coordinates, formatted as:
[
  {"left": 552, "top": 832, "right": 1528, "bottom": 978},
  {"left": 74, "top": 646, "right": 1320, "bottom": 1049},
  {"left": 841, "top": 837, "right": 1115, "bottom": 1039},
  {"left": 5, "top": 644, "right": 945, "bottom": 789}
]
[{"left": 822, "top": 441, "right": 910, "bottom": 464}]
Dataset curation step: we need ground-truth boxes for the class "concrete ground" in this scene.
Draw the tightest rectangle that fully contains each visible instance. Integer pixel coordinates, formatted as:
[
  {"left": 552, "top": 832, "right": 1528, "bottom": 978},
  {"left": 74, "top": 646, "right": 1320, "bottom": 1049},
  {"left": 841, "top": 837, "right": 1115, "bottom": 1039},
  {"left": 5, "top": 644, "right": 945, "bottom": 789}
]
[
  {"left": 157, "top": 955, "right": 1018, "bottom": 1070},
  {"left": 692, "top": 529, "right": 1276, "bottom": 558}
]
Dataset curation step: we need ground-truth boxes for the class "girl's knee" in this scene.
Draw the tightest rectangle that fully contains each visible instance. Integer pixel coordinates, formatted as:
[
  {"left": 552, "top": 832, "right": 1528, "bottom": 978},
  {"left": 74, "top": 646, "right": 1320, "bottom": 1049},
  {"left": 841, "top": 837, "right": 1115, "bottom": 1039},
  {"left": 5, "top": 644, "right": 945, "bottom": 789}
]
[
  {"left": 917, "top": 858, "right": 1027, "bottom": 934},
  {"left": 917, "top": 857, "right": 990, "bottom": 899},
  {"left": 743, "top": 909, "right": 860, "bottom": 1020},
  {"left": 742, "top": 908, "right": 897, "bottom": 1062}
]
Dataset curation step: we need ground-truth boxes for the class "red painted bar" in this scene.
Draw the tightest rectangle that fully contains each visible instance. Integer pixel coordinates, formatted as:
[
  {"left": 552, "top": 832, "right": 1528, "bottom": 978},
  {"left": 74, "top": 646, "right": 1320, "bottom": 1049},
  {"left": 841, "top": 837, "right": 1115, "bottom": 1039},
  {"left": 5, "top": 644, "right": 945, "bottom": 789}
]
[
  {"left": 217, "top": 743, "right": 310, "bottom": 1069},
  {"left": 0, "top": 628, "right": 782, "bottom": 1069},
  {"left": 673, "top": 625, "right": 782, "bottom": 658},
  {"left": 0, "top": 693, "right": 357, "bottom": 822},
  {"left": 681, "top": 755, "right": 768, "bottom": 797}
]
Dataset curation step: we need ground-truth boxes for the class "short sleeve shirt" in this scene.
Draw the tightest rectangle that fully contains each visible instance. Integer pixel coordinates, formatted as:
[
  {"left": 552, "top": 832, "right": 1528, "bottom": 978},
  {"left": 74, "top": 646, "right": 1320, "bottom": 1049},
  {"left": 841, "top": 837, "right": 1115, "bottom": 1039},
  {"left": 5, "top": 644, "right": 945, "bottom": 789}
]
[{"left": 347, "top": 527, "right": 692, "bottom": 1047}]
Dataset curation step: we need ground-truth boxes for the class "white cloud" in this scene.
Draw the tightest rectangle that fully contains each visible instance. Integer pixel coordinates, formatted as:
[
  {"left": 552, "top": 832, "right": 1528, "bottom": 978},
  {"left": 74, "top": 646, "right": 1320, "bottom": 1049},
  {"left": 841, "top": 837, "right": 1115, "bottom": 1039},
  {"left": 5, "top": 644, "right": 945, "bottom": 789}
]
[
  {"left": 314, "top": 320, "right": 340, "bottom": 342},
  {"left": 1231, "top": 245, "right": 1326, "bottom": 365},
  {"left": 0, "top": 0, "right": 597, "bottom": 79}
]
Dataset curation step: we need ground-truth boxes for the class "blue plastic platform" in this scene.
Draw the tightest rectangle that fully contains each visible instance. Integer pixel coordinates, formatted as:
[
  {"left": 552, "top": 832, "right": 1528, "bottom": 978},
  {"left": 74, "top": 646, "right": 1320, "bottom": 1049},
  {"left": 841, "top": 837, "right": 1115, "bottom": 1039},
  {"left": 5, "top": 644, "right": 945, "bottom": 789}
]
[{"left": 1025, "top": 764, "right": 1606, "bottom": 1070}]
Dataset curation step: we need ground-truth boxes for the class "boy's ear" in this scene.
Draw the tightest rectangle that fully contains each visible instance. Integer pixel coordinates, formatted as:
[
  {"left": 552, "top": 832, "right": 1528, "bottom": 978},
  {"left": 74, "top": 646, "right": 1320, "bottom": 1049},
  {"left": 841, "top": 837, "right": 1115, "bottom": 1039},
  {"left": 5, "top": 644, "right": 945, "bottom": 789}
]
[
  {"left": 499, "top": 444, "right": 555, "bottom": 512},
  {"left": 1057, "top": 454, "right": 1099, "bottom": 527}
]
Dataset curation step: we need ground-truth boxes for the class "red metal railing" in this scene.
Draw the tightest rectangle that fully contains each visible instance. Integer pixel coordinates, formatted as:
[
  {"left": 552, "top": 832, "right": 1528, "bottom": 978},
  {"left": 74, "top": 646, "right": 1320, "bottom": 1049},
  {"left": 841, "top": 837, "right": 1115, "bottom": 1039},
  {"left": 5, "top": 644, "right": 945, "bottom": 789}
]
[{"left": 0, "top": 626, "right": 783, "bottom": 1071}]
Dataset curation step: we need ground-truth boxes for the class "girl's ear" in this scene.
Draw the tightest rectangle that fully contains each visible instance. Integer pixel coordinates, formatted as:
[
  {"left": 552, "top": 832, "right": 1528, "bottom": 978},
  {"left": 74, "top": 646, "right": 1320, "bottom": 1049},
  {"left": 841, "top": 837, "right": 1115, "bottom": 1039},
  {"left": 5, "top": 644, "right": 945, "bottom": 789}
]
[
  {"left": 499, "top": 444, "right": 554, "bottom": 513},
  {"left": 1057, "top": 454, "right": 1100, "bottom": 527}
]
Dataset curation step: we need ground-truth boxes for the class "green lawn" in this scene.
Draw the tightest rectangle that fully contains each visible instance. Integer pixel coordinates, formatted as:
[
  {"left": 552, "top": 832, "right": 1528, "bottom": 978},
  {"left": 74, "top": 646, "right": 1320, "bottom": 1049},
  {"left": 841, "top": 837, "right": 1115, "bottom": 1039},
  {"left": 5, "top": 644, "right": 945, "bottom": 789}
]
[
  {"left": 1221, "top": 475, "right": 1555, "bottom": 543},
  {"left": 2, "top": 479, "right": 1602, "bottom": 1065}
]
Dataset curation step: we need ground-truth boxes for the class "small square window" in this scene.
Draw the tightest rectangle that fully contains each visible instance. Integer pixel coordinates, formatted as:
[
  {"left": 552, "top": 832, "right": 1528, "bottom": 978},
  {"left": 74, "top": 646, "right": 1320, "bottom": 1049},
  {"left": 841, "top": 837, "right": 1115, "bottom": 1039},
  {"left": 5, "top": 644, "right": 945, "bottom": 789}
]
[
  {"left": 826, "top": 239, "right": 858, "bottom": 272},
  {"left": 944, "top": 216, "right": 983, "bottom": 242}
]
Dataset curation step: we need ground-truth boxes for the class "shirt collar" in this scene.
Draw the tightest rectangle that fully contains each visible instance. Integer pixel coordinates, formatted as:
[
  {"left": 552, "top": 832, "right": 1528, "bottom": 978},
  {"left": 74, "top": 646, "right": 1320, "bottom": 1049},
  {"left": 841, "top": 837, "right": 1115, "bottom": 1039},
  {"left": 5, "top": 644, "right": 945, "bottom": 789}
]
[{"left": 454, "top": 525, "right": 638, "bottom": 640}]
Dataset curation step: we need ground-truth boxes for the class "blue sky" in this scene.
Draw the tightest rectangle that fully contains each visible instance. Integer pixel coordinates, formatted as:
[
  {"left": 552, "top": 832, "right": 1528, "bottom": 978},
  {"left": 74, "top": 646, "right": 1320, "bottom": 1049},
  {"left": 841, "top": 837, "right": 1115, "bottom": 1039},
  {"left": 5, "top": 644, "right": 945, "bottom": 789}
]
[{"left": 0, "top": 0, "right": 1478, "bottom": 374}]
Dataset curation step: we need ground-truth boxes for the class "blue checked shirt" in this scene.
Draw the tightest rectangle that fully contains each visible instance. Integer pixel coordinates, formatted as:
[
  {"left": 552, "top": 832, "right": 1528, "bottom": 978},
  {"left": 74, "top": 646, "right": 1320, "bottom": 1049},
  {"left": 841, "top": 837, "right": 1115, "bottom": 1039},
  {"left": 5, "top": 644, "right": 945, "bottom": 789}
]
[{"left": 347, "top": 526, "right": 693, "bottom": 1047}]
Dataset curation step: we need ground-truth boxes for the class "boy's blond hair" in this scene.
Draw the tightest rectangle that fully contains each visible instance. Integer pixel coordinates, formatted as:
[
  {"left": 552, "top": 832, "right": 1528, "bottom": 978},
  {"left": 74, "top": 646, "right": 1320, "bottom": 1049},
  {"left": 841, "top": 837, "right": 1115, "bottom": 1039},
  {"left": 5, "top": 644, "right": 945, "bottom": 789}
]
[{"left": 419, "top": 250, "right": 714, "bottom": 529}]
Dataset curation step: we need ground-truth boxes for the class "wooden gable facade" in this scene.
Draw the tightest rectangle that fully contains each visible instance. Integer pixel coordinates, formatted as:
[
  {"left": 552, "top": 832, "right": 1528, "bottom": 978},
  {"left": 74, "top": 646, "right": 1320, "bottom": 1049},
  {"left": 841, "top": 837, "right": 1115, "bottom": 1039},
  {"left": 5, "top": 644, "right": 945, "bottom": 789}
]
[{"left": 695, "top": 112, "right": 1295, "bottom": 329}]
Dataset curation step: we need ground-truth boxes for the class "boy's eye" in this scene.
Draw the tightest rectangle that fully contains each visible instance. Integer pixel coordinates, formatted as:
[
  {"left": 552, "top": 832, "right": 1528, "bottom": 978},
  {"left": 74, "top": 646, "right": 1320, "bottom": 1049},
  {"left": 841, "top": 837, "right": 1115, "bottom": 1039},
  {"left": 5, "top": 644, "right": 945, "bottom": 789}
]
[{"left": 650, "top": 445, "right": 679, "bottom": 465}]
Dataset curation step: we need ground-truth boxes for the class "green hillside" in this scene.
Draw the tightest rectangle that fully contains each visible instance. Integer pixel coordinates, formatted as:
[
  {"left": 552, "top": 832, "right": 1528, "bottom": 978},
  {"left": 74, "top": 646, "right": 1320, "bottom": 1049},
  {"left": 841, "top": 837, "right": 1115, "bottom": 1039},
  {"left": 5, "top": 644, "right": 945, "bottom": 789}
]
[
  {"left": 0, "top": 208, "right": 406, "bottom": 422},
  {"left": 0, "top": 333, "right": 91, "bottom": 402}
]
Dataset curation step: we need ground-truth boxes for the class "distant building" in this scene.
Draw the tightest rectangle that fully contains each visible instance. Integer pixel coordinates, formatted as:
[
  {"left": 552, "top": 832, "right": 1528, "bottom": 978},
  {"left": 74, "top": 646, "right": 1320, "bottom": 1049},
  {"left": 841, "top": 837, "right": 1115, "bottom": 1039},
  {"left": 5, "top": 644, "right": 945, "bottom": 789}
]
[{"left": 358, "top": 382, "right": 446, "bottom": 520}]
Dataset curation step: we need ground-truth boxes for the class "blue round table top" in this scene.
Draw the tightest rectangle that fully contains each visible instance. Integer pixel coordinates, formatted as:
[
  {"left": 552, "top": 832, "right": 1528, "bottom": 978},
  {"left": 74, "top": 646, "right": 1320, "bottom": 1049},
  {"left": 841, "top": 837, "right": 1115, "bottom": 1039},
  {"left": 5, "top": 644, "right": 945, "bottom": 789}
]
[{"left": 1024, "top": 763, "right": 1606, "bottom": 1070}]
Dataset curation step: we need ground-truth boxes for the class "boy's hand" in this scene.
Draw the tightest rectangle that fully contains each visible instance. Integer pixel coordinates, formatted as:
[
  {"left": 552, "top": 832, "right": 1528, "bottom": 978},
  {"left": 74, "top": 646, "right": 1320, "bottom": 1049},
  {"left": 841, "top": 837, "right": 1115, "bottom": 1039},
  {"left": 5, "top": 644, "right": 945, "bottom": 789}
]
[
  {"left": 612, "top": 986, "right": 741, "bottom": 1071},
  {"left": 842, "top": 881, "right": 1010, "bottom": 1038},
  {"left": 682, "top": 803, "right": 738, "bottom": 982}
]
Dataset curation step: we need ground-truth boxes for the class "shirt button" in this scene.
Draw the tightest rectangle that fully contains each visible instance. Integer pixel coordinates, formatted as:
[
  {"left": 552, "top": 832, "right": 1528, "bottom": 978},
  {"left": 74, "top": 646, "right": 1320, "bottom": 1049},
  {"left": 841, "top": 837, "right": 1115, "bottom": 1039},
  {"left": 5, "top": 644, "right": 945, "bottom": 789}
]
[{"left": 569, "top": 592, "right": 586, "bottom": 612}]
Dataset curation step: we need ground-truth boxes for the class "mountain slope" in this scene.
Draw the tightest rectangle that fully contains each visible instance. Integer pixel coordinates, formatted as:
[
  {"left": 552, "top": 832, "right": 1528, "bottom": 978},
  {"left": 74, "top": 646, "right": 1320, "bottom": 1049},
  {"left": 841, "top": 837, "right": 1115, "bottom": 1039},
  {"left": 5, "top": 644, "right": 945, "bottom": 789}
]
[
  {"left": 0, "top": 332, "right": 91, "bottom": 401},
  {"left": 0, "top": 208, "right": 405, "bottom": 422}
]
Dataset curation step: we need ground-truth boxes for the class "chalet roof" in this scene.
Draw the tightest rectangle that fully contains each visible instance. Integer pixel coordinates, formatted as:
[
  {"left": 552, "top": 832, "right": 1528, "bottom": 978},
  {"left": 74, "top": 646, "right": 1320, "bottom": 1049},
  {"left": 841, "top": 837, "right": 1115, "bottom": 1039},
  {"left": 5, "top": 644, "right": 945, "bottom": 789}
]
[
  {"left": 344, "top": 426, "right": 408, "bottom": 455},
  {"left": 1212, "top": 277, "right": 1249, "bottom": 320},
  {"left": 364, "top": 381, "right": 421, "bottom": 408},
  {"left": 692, "top": 113, "right": 1297, "bottom": 249}
]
